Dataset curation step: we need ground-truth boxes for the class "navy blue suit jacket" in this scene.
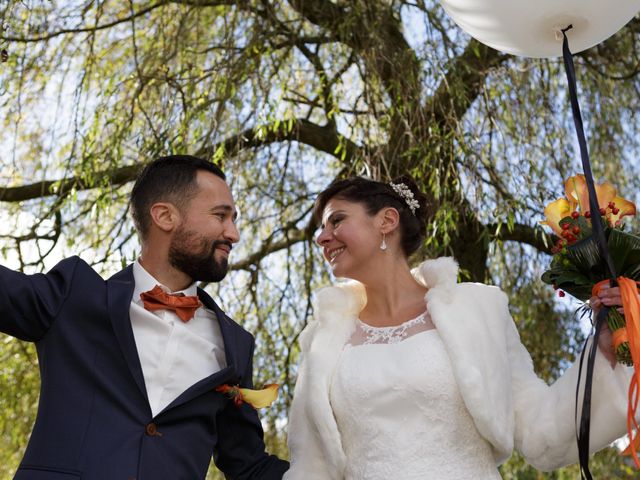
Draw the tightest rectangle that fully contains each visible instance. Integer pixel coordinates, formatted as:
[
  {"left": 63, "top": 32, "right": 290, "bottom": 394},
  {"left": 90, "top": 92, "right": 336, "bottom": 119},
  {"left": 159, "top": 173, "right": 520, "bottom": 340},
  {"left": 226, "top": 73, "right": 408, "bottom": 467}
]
[{"left": 0, "top": 256, "right": 288, "bottom": 479}]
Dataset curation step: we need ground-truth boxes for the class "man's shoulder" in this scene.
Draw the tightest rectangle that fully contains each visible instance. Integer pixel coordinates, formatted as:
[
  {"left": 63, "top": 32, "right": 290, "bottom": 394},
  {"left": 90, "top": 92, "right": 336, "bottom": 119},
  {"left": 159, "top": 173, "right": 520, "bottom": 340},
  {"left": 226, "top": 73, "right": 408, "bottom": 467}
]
[
  {"left": 49, "top": 255, "right": 90, "bottom": 272},
  {"left": 49, "top": 256, "right": 108, "bottom": 281}
]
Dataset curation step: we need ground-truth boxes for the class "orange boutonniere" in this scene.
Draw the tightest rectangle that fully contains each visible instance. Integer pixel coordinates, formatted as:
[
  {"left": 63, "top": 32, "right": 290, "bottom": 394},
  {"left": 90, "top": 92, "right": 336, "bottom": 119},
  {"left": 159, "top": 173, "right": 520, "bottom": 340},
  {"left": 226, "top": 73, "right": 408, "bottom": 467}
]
[{"left": 216, "top": 384, "right": 279, "bottom": 409}]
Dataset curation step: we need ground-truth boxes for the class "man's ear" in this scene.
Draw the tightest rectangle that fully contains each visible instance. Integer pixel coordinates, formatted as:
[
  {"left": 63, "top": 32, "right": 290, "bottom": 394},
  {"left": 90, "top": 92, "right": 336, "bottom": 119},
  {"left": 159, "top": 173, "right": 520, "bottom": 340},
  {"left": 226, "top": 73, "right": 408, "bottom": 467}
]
[
  {"left": 149, "top": 202, "right": 180, "bottom": 233},
  {"left": 379, "top": 207, "right": 400, "bottom": 234}
]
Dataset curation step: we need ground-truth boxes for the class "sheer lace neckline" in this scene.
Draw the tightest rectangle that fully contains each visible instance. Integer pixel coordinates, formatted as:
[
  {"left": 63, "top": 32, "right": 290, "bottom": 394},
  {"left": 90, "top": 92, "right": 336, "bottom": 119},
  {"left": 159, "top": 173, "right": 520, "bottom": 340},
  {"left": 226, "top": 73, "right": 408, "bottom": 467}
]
[{"left": 350, "top": 311, "right": 432, "bottom": 346}]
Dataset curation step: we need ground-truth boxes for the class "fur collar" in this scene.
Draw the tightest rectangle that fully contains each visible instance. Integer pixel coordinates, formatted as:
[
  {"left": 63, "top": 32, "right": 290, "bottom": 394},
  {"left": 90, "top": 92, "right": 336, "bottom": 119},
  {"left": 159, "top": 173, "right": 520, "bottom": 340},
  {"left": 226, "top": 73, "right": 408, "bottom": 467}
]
[{"left": 313, "top": 257, "right": 459, "bottom": 323}]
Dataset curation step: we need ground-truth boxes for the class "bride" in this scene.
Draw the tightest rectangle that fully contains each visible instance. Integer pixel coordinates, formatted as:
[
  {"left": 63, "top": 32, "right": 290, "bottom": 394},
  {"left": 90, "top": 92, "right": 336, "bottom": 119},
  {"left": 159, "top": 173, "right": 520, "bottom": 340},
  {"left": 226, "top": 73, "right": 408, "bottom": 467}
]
[{"left": 284, "top": 176, "right": 633, "bottom": 479}]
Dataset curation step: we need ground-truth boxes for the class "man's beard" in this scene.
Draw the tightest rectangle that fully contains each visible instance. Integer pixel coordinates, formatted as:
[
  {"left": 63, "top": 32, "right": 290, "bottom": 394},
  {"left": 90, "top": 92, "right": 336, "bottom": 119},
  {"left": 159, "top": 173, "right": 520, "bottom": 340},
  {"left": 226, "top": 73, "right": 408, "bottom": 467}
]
[{"left": 168, "top": 227, "right": 231, "bottom": 283}]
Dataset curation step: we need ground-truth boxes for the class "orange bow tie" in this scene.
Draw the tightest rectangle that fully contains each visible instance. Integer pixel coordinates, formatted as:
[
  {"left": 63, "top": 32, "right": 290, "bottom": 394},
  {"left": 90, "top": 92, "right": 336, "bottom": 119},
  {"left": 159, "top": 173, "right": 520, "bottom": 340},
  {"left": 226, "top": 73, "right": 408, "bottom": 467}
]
[{"left": 140, "top": 285, "right": 202, "bottom": 322}]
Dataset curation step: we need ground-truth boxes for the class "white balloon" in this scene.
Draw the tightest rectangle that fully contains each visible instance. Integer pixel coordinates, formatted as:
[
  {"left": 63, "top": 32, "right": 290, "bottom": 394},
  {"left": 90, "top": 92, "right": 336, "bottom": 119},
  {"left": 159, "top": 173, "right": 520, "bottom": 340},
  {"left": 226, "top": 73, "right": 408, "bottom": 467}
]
[{"left": 439, "top": 0, "right": 640, "bottom": 58}]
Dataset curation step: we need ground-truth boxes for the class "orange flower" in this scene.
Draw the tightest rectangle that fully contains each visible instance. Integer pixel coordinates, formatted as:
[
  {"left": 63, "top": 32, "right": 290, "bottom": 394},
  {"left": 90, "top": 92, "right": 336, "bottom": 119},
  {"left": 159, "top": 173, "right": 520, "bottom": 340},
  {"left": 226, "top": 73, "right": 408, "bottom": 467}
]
[
  {"left": 216, "top": 384, "right": 279, "bottom": 409},
  {"left": 608, "top": 196, "right": 637, "bottom": 226},
  {"left": 564, "top": 174, "right": 616, "bottom": 214},
  {"left": 541, "top": 198, "right": 575, "bottom": 236},
  {"left": 542, "top": 174, "right": 636, "bottom": 233}
]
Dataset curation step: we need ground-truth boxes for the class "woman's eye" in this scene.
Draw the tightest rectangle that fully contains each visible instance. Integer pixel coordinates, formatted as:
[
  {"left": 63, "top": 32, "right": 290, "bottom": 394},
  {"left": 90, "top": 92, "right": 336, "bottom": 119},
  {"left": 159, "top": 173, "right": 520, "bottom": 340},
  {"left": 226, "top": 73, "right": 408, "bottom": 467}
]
[{"left": 332, "top": 217, "right": 343, "bottom": 226}]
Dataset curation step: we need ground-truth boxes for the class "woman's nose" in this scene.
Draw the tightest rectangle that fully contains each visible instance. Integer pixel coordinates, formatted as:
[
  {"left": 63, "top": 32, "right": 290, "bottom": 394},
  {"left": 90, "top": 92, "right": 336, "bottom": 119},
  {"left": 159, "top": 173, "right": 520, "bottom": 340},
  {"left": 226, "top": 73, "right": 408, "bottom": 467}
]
[{"left": 316, "top": 227, "right": 331, "bottom": 246}]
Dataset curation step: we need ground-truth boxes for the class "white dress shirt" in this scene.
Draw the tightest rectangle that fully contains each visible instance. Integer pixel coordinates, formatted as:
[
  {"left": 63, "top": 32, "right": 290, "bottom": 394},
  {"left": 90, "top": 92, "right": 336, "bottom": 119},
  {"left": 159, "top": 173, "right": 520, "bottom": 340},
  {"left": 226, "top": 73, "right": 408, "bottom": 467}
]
[{"left": 130, "top": 261, "right": 226, "bottom": 417}]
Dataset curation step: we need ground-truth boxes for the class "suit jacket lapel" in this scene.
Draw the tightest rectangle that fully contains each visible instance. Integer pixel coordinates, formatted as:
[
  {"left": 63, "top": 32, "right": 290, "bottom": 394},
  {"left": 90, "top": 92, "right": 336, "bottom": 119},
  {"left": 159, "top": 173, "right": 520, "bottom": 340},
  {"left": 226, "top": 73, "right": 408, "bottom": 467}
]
[
  {"left": 106, "top": 265, "right": 148, "bottom": 402},
  {"left": 198, "top": 288, "right": 238, "bottom": 370}
]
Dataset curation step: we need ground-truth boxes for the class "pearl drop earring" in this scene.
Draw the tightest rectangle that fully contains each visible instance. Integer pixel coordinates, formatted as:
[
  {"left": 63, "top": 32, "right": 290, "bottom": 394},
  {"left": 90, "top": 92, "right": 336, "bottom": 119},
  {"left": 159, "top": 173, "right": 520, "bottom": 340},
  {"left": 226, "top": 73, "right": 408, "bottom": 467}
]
[{"left": 380, "top": 232, "right": 387, "bottom": 251}]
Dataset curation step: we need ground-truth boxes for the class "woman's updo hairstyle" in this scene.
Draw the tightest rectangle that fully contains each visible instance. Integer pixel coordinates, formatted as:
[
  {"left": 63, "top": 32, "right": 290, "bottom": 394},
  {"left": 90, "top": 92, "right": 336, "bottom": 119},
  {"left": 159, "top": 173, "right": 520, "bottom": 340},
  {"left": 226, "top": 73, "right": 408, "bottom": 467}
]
[{"left": 314, "top": 175, "right": 429, "bottom": 257}]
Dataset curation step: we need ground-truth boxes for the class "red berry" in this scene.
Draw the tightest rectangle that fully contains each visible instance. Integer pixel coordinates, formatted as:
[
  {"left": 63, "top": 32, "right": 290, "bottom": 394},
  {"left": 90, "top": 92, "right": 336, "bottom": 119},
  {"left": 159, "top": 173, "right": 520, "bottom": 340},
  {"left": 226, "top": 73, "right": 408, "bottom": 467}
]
[
  {"left": 599, "top": 207, "right": 606, "bottom": 216},
  {"left": 585, "top": 211, "right": 591, "bottom": 218},
  {"left": 608, "top": 201, "right": 616, "bottom": 209},
  {"left": 566, "top": 234, "right": 576, "bottom": 242},
  {"left": 558, "top": 290, "right": 565, "bottom": 297},
  {"left": 612, "top": 207, "right": 620, "bottom": 215},
  {"left": 561, "top": 223, "right": 570, "bottom": 230},
  {"left": 571, "top": 211, "right": 580, "bottom": 219},
  {"left": 572, "top": 226, "right": 580, "bottom": 234}
]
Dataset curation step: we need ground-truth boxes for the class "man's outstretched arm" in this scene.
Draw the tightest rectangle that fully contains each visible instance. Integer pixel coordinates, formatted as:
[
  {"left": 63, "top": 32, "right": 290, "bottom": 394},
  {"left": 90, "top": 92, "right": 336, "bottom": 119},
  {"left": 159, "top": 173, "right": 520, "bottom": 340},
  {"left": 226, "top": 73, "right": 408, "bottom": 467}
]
[{"left": 0, "top": 256, "right": 80, "bottom": 342}]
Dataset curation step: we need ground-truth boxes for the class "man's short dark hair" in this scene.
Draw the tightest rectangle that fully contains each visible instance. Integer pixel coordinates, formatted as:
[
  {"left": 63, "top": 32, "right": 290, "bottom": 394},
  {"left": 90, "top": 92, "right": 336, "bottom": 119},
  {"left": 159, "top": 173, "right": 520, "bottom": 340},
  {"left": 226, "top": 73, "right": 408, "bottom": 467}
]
[{"left": 130, "top": 155, "right": 226, "bottom": 239}]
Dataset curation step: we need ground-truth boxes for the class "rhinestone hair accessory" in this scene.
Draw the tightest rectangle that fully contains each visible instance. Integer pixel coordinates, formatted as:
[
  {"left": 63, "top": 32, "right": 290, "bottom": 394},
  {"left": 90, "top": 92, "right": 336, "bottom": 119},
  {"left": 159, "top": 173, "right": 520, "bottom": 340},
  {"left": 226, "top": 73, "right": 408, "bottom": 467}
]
[{"left": 389, "top": 182, "right": 419, "bottom": 215}]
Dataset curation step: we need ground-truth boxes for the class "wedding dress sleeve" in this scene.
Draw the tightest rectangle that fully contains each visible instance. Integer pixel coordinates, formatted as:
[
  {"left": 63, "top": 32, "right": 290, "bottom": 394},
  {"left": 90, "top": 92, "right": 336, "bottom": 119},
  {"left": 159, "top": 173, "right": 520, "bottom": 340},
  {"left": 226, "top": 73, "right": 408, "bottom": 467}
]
[{"left": 499, "top": 290, "right": 633, "bottom": 471}]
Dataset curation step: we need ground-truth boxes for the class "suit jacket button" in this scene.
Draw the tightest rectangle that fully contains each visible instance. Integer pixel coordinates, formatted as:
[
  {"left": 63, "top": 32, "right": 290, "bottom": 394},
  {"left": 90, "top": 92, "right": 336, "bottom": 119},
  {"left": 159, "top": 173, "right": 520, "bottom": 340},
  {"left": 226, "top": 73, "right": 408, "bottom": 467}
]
[{"left": 145, "top": 422, "right": 161, "bottom": 436}]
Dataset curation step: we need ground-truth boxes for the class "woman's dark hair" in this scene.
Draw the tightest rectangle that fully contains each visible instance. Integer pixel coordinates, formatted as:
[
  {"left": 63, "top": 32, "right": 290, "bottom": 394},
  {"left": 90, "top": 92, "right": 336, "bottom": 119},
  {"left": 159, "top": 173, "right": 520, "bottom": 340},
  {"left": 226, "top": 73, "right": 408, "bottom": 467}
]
[
  {"left": 314, "top": 175, "right": 429, "bottom": 257},
  {"left": 130, "top": 154, "right": 226, "bottom": 239}
]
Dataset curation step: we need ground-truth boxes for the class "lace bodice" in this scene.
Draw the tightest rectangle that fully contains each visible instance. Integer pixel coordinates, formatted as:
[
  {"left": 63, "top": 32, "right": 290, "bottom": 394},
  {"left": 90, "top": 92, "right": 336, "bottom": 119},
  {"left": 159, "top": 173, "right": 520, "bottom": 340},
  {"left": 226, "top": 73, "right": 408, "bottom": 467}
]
[
  {"left": 330, "top": 322, "right": 501, "bottom": 479},
  {"left": 350, "top": 312, "right": 430, "bottom": 345}
]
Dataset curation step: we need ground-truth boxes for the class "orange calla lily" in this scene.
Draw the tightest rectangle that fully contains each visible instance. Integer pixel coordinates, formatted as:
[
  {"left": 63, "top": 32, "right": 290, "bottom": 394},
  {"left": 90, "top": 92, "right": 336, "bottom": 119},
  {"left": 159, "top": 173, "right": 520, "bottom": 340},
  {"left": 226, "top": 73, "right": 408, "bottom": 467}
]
[
  {"left": 608, "top": 196, "right": 637, "bottom": 225},
  {"left": 216, "top": 383, "right": 279, "bottom": 409},
  {"left": 564, "top": 174, "right": 617, "bottom": 214},
  {"left": 240, "top": 384, "right": 279, "bottom": 408},
  {"left": 540, "top": 198, "right": 574, "bottom": 236},
  {"left": 544, "top": 175, "right": 637, "bottom": 235}
]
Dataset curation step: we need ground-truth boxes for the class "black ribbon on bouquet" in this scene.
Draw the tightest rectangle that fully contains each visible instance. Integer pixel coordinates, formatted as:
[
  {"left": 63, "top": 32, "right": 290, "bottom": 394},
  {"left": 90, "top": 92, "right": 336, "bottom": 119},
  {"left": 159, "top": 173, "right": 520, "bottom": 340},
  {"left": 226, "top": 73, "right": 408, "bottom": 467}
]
[{"left": 561, "top": 26, "right": 619, "bottom": 480}]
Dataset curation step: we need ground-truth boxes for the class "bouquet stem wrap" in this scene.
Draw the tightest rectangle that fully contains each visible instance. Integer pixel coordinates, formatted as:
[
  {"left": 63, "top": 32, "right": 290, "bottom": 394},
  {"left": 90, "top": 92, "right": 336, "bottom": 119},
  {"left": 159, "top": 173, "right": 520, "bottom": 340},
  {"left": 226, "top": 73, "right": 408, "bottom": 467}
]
[{"left": 593, "top": 278, "right": 640, "bottom": 466}]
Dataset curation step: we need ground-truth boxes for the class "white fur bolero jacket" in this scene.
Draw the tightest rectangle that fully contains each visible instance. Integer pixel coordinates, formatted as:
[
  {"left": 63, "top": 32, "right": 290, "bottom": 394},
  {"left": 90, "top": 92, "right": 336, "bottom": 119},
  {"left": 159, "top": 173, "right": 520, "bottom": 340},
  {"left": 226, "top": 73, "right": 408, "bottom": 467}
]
[{"left": 284, "top": 258, "right": 633, "bottom": 480}]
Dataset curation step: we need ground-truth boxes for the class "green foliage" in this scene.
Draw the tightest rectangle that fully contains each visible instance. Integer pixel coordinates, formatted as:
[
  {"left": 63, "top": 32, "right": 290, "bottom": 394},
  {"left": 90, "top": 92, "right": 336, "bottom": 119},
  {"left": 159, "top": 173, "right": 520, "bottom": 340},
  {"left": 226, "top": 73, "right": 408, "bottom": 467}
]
[
  {"left": 501, "top": 447, "right": 638, "bottom": 479},
  {"left": 0, "top": 336, "right": 39, "bottom": 478}
]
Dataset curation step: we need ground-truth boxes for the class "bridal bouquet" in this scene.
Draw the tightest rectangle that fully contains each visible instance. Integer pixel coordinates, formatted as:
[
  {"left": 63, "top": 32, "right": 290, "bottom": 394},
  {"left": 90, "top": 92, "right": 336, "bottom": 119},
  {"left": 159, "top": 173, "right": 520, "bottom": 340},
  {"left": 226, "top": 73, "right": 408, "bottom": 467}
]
[
  {"left": 540, "top": 175, "right": 640, "bottom": 464},
  {"left": 540, "top": 175, "right": 639, "bottom": 366}
]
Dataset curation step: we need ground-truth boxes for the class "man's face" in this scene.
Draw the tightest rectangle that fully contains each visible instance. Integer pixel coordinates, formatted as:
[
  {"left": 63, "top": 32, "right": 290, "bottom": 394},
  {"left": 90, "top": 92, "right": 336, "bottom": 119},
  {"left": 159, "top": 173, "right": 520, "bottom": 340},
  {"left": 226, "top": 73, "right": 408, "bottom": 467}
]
[{"left": 168, "top": 170, "right": 240, "bottom": 283}]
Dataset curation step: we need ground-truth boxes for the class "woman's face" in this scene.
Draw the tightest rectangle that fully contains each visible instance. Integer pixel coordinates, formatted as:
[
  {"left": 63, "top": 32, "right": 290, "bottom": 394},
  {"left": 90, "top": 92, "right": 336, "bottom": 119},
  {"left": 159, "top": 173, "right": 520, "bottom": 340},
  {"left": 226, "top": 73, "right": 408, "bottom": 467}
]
[{"left": 316, "top": 198, "right": 382, "bottom": 279}]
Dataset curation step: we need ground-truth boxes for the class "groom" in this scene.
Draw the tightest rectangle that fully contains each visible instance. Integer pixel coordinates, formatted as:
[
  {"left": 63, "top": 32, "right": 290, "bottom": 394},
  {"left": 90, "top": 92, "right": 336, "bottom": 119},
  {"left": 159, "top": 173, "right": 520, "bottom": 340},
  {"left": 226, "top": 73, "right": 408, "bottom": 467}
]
[{"left": 0, "top": 155, "right": 289, "bottom": 479}]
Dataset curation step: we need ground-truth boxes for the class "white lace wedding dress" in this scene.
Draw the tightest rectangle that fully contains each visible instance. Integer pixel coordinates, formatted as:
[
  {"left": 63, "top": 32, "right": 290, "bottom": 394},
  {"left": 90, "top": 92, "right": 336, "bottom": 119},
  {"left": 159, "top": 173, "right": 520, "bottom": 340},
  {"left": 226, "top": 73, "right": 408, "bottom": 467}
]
[{"left": 330, "top": 312, "right": 502, "bottom": 479}]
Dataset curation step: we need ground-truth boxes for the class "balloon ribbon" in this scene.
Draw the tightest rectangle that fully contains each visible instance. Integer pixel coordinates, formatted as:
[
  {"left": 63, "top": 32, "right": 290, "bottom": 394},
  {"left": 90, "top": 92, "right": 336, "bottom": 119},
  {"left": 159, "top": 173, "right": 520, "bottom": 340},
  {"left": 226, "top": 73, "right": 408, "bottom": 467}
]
[{"left": 561, "top": 26, "right": 620, "bottom": 480}]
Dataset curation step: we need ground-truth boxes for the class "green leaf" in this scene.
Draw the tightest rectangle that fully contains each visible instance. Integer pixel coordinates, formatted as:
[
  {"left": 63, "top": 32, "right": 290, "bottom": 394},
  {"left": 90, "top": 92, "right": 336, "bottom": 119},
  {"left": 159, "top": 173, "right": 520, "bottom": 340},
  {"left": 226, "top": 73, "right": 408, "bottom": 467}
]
[
  {"left": 607, "top": 228, "right": 640, "bottom": 279},
  {"left": 564, "top": 235, "right": 606, "bottom": 281}
]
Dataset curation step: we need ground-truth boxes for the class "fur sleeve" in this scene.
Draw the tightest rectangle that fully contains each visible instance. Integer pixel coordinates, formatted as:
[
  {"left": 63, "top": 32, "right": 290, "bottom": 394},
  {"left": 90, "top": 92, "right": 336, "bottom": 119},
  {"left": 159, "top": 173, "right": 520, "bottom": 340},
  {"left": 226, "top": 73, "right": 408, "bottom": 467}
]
[
  {"left": 284, "top": 321, "right": 338, "bottom": 480},
  {"left": 500, "top": 292, "right": 633, "bottom": 471}
]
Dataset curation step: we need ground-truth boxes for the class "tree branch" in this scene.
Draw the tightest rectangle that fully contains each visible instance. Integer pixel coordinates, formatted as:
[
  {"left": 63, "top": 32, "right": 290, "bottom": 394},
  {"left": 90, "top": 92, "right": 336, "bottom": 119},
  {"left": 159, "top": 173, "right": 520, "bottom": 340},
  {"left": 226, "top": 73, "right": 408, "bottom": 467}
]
[
  {"left": 230, "top": 228, "right": 309, "bottom": 271},
  {"left": 0, "top": 164, "right": 142, "bottom": 203},
  {"left": 288, "top": 0, "right": 423, "bottom": 105},
  {"left": 489, "top": 222, "right": 554, "bottom": 255},
  {"left": 196, "top": 118, "right": 362, "bottom": 164},
  {"left": 426, "top": 39, "right": 508, "bottom": 130},
  {"left": 0, "top": 119, "right": 362, "bottom": 202},
  {"left": 1, "top": 1, "right": 248, "bottom": 43}
]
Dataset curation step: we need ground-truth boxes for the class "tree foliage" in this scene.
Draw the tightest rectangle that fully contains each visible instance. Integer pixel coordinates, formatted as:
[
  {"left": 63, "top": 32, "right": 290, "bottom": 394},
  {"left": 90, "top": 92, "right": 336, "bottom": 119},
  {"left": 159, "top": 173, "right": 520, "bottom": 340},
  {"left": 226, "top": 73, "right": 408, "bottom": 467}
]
[{"left": 1, "top": 1, "right": 640, "bottom": 477}]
